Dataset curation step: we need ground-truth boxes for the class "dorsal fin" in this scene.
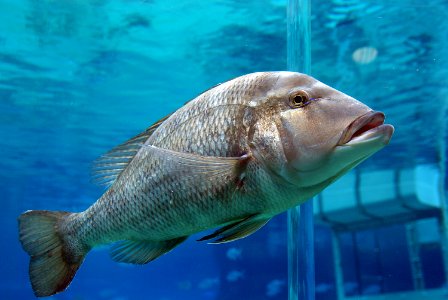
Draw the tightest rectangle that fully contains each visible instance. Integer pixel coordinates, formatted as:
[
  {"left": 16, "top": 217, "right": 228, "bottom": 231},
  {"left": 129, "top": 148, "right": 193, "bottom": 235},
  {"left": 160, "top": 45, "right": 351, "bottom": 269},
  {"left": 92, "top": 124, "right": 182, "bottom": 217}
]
[
  {"left": 92, "top": 81, "right": 227, "bottom": 188},
  {"left": 92, "top": 114, "right": 171, "bottom": 187}
]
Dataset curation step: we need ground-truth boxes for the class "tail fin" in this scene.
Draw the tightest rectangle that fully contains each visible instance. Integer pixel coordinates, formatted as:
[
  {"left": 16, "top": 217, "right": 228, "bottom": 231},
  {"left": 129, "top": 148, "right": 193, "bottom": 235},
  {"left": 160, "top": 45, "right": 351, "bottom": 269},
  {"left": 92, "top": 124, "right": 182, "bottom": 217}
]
[{"left": 18, "top": 210, "right": 87, "bottom": 297}]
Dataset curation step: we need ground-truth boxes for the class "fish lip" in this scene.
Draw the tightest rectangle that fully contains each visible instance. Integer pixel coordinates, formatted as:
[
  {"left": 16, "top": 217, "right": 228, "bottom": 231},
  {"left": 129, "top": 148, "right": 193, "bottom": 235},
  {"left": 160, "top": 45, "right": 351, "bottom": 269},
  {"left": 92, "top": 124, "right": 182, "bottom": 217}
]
[{"left": 338, "top": 111, "right": 391, "bottom": 146}]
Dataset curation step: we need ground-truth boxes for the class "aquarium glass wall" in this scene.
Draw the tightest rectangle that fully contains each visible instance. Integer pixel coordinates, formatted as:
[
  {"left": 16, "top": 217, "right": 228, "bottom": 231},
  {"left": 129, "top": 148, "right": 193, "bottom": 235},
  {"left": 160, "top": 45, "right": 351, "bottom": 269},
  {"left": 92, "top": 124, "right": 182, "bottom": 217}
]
[{"left": 1, "top": 1, "right": 447, "bottom": 300}]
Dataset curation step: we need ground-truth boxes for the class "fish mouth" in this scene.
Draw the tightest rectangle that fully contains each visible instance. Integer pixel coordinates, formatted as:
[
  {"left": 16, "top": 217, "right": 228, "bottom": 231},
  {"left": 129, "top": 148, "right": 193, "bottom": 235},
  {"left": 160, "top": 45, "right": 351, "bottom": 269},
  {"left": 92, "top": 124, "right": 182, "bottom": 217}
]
[{"left": 338, "top": 111, "right": 394, "bottom": 146}]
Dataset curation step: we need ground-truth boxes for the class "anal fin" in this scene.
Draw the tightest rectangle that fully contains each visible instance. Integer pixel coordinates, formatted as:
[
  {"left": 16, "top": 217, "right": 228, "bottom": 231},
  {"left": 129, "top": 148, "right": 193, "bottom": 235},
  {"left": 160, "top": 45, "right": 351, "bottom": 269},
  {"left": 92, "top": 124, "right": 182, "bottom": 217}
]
[
  {"left": 198, "top": 215, "right": 271, "bottom": 244},
  {"left": 110, "top": 236, "right": 187, "bottom": 264}
]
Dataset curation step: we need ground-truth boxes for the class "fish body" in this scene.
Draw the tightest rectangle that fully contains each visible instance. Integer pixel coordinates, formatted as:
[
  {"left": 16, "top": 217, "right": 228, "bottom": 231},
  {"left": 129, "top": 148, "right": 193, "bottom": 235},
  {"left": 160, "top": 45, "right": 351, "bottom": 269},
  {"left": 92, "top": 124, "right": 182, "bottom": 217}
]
[{"left": 18, "top": 72, "right": 394, "bottom": 297}]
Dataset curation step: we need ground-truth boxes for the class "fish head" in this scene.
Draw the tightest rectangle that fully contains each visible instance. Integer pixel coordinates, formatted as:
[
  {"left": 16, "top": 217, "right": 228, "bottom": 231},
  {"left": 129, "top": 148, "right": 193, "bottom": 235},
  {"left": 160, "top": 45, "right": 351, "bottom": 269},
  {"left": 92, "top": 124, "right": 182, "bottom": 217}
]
[{"left": 265, "top": 72, "right": 394, "bottom": 189}]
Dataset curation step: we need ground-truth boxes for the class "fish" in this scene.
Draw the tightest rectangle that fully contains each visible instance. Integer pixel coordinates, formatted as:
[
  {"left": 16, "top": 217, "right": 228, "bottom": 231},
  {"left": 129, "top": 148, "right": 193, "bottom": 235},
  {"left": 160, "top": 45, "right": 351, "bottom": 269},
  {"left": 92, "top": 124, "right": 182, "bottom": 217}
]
[
  {"left": 226, "top": 270, "right": 244, "bottom": 282},
  {"left": 226, "top": 247, "right": 242, "bottom": 260},
  {"left": 18, "top": 71, "right": 394, "bottom": 297},
  {"left": 266, "top": 279, "right": 286, "bottom": 297}
]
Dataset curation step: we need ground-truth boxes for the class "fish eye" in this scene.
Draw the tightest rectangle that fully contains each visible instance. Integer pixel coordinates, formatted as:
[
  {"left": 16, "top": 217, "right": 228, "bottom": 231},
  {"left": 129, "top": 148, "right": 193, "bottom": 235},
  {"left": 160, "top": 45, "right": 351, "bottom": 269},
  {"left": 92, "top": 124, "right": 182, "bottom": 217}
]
[{"left": 289, "top": 91, "right": 310, "bottom": 108}]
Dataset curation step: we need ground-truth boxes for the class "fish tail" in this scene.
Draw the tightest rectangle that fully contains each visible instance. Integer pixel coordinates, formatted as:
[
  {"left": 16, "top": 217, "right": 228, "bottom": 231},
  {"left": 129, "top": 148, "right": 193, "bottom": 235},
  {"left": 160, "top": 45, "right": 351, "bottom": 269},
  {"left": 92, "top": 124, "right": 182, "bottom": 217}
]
[{"left": 18, "top": 210, "right": 88, "bottom": 297}]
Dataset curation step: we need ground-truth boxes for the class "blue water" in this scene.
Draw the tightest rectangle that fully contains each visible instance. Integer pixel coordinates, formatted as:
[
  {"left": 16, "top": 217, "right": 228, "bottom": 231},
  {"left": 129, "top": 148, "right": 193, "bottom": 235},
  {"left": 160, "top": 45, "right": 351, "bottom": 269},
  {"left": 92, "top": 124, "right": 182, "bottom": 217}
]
[{"left": 1, "top": 1, "right": 447, "bottom": 299}]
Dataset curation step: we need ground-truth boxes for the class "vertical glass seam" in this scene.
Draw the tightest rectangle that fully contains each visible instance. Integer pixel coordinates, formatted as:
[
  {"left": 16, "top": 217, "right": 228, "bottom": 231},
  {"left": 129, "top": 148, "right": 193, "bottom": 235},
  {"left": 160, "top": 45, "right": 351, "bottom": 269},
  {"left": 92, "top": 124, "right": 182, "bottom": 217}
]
[{"left": 287, "top": 0, "right": 314, "bottom": 299}]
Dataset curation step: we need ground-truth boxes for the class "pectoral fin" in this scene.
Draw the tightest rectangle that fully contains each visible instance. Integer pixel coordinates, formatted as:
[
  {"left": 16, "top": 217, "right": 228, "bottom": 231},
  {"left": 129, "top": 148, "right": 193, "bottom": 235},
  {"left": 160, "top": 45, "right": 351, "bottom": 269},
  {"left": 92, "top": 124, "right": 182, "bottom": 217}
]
[
  {"left": 140, "top": 145, "right": 252, "bottom": 186},
  {"left": 198, "top": 215, "right": 271, "bottom": 244}
]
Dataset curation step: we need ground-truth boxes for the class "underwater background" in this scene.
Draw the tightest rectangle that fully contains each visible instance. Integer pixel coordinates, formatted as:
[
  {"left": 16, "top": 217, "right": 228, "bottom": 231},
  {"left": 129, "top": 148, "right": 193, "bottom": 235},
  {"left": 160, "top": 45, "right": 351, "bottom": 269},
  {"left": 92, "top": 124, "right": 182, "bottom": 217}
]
[{"left": 1, "top": 0, "right": 447, "bottom": 299}]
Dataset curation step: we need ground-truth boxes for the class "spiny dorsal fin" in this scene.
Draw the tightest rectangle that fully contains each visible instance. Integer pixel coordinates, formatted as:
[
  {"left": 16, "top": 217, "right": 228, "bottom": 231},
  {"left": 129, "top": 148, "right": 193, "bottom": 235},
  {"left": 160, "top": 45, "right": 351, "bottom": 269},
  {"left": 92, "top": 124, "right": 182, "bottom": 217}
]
[
  {"left": 140, "top": 145, "right": 251, "bottom": 183},
  {"left": 92, "top": 80, "right": 231, "bottom": 188},
  {"left": 92, "top": 114, "right": 171, "bottom": 187}
]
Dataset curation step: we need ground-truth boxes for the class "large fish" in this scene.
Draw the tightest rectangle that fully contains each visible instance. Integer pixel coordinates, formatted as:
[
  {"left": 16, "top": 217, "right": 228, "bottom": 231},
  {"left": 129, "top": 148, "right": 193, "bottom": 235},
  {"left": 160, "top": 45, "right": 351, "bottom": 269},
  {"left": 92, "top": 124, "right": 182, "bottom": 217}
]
[{"left": 18, "top": 72, "right": 393, "bottom": 297}]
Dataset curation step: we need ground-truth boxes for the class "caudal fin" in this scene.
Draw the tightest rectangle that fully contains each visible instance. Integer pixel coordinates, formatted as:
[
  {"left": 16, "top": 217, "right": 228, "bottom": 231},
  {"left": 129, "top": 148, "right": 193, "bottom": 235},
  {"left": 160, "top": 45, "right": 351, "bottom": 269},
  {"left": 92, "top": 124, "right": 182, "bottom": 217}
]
[{"left": 18, "top": 210, "right": 87, "bottom": 297}]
